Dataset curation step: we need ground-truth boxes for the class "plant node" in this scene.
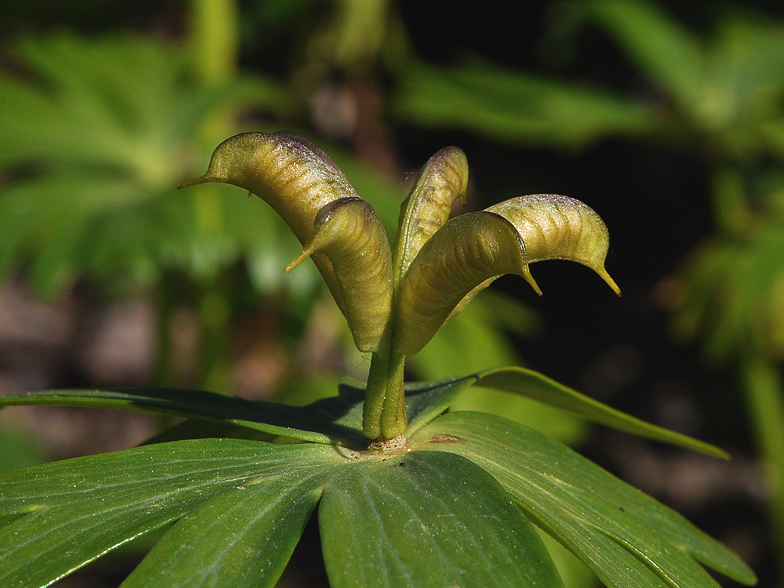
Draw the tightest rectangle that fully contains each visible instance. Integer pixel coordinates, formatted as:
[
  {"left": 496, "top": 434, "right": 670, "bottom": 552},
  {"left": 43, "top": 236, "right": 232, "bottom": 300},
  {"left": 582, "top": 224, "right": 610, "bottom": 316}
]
[{"left": 368, "top": 434, "right": 408, "bottom": 454}]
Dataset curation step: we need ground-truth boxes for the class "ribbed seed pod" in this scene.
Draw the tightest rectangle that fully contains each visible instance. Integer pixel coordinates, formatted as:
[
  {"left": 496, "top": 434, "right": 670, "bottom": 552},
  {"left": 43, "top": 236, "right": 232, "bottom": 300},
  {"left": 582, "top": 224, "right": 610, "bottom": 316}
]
[
  {"left": 393, "top": 147, "right": 469, "bottom": 284},
  {"left": 488, "top": 195, "right": 621, "bottom": 294},
  {"left": 178, "top": 131, "right": 393, "bottom": 352},
  {"left": 394, "top": 211, "right": 538, "bottom": 356},
  {"left": 395, "top": 195, "right": 620, "bottom": 357},
  {"left": 179, "top": 132, "right": 356, "bottom": 241},
  {"left": 286, "top": 198, "right": 393, "bottom": 352}
]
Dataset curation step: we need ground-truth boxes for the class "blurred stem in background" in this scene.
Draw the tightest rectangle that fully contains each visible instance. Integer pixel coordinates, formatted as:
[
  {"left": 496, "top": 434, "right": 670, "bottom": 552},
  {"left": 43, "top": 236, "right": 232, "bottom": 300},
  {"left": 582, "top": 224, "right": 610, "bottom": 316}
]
[
  {"left": 743, "top": 353, "right": 784, "bottom": 574},
  {"left": 172, "top": 0, "right": 238, "bottom": 394},
  {"left": 191, "top": 0, "right": 238, "bottom": 85}
]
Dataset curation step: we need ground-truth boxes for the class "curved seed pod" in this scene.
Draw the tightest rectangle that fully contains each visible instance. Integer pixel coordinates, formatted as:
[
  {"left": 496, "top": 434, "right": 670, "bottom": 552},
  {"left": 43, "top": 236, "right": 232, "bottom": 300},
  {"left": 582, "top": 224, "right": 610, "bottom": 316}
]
[
  {"left": 392, "top": 147, "right": 469, "bottom": 284},
  {"left": 394, "top": 211, "right": 539, "bottom": 356},
  {"left": 286, "top": 198, "right": 393, "bottom": 352},
  {"left": 442, "top": 195, "right": 621, "bottom": 323},
  {"left": 178, "top": 131, "right": 358, "bottom": 242},
  {"left": 487, "top": 195, "right": 621, "bottom": 295},
  {"left": 395, "top": 195, "right": 621, "bottom": 356},
  {"left": 178, "top": 131, "right": 388, "bottom": 328}
]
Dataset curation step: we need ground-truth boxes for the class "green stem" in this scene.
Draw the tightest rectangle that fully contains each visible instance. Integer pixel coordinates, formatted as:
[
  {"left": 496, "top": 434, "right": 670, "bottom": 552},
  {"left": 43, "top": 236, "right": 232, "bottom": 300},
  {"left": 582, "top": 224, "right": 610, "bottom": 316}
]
[
  {"left": 190, "top": 0, "right": 238, "bottom": 146},
  {"left": 155, "top": 273, "right": 177, "bottom": 389},
  {"left": 380, "top": 349, "right": 407, "bottom": 439},
  {"left": 197, "top": 274, "right": 233, "bottom": 395},
  {"left": 363, "top": 339, "right": 407, "bottom": 441},
  {"left": 742, "top": 353, "right": 784, "bottom": 576},
  {"left": 191, "top": 0, "right": 237, "bottom": 85}
]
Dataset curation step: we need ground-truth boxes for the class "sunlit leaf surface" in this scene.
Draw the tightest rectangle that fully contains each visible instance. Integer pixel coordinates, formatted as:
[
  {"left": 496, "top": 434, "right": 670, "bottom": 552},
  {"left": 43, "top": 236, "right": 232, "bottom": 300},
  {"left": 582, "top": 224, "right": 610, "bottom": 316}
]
[
  {"left": 319, "top": 450, "right": 563, "bottom": 588},
  {"left": 410, "top": 411, "right": 757, "bottom": 588},
  {"left": 0, "top": 439, "right": 339, "bottom": 588},
  {"left": 120, "top": 469, "right": 329, "bottom": 588},
  {"left": 473, "top": 366, "right": 728, "bottom": 458}
]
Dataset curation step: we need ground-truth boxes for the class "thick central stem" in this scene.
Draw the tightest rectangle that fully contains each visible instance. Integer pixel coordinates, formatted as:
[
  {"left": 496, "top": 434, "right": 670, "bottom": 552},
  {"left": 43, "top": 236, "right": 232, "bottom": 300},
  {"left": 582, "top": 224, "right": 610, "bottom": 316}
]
[{"left": 362, "top": 337, "right": 407, "bottom": 441}]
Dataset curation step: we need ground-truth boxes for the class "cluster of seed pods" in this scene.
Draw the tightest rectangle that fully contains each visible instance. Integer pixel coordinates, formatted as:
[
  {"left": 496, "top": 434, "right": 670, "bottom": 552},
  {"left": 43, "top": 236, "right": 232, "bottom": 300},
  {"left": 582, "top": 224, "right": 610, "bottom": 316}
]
[{"left": 180, "top": 131, "right": 620, "bottom": 439}]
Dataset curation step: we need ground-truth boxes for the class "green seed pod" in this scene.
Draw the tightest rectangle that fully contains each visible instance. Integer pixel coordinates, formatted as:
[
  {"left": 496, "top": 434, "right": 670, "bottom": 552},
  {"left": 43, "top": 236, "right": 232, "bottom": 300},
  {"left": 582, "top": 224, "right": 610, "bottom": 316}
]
[
  {"left": 488, "top": 195, "right": 621, "bottom": 295},
  {"left": 395, "top": 211, "right": 538, "bottom": 356},
  {"left": 395, "top": 195, "right": 620, "bottom": 356},
  {"left": 179, "top": 131, "right": 394, "bottom": 351},
  {"left": 286, "top": 198, "right": 393, "bottom": 352},
  {"left": 179, "top": 131, "right": 357, "bottom": 242},
  {"left": 393, "top": 147, "right": 469, "bottom": 284}
]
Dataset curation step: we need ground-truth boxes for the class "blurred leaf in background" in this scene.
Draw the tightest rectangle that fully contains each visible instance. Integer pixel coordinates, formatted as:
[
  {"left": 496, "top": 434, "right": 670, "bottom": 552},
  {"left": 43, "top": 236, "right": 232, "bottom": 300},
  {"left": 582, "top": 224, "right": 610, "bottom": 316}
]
[{"left": 394, "top": 58, "right": 659, "bottom": 149}]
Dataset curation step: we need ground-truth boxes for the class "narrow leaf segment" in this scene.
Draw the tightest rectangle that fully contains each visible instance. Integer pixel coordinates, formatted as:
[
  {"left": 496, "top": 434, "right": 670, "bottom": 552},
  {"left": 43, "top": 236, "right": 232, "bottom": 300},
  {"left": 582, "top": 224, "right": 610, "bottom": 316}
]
[
  {"left": 473, "top": 366, "right": 729, "bottom": 458},
  {"left": 410, "top": 411, "right": 757, "bottom": 588},
  {"left": 319, "top": 450, "right": 564, "bottom": 588}
]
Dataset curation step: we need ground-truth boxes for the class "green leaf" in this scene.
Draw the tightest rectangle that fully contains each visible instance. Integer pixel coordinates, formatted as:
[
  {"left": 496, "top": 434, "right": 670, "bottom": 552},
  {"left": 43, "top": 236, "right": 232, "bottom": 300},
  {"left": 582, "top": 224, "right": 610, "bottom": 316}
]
[
  {"left": 410, "top": 411, "right": 757, "bottom": 588},
  {"left": 0, "top": 32, "right": 299, "bottom": 297},
  {"left": 138, "top": 419, "right": 271, "bottom": 445},
  {"left": 0, "top": 426, "right": 46, "bottom": 473},
  {"left": 394, "top": 61, "right": 655, "bottom": 149},
  {"left": 402, "top": 376, "right": 477, "bottom": 435},
  {"left": 452, "top": 388, "right": 588, "bottom": 446},
  {"left": 0, "top": 376, "right": 475, "bottom": 448},
  {"left": 120, "top": 470, "right": 328, "bottom": 588},
  {"left": 0, "top": 438, "right": 340, "bottom": 588},
  {"left": 587, "top": 0, "right": 704, "bottom": 108},
  {"left": 319, "top": 450, "right": 563, "bottom": 588},
  {"left": 0, "top": 387, "right": 366, "bottom": 446},
  {"left": 473, "top": 366, "right": 729, "bottom": 458}
]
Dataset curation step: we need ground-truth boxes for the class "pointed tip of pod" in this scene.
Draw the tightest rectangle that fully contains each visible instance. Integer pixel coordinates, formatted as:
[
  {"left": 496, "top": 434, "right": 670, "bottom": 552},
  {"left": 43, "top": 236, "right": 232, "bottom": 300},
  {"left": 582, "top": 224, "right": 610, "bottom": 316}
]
[
  {"left": 177, "top": 174, "right": 214, "bottom": 190},
  {"left": 599, "top": 268, "right": 622, "bottom": 297},
  {"left": 284, "top": 246, "right": 314, "bottom": 274},
  {"left": 522, "top": 267, "right": 543, "bottom": 296}
]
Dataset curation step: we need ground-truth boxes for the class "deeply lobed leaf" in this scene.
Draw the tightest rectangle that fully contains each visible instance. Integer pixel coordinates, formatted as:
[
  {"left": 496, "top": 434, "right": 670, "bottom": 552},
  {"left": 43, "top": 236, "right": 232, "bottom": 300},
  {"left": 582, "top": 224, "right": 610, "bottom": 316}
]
[
  {"left": 119, "top": 470, "right": 330, "bottom": 588},
  {"left": 410, "top": 411, "right": 757, "bottom": 588},
  {"left": 319, "top": 450, "right": 563, "bottom": 588},
  {"left": 0, "top": 439, "right": 340, "bottom": 588},
  {"left": 0, "top": 376, "right": 757, "bottom": 588},
  {"left": 0, "top": 420, "right": 565, "bottom": 588}
]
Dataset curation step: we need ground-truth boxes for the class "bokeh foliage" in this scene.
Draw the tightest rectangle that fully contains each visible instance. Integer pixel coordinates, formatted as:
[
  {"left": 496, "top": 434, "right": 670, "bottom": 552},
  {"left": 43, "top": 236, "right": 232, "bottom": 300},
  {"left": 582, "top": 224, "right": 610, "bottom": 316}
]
[{"left": 1, "top": 0, "right": 782, "bottom": 584}]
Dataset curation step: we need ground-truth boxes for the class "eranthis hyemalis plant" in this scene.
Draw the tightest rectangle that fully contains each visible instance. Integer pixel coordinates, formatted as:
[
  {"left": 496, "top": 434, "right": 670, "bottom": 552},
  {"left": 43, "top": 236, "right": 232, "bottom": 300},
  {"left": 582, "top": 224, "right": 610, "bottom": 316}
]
[
  {"left": 0, "top": 131, "right": 757, "bottom": 588},
  {"left": 179, "top": 130, "right": 621, "bottom": 442}
]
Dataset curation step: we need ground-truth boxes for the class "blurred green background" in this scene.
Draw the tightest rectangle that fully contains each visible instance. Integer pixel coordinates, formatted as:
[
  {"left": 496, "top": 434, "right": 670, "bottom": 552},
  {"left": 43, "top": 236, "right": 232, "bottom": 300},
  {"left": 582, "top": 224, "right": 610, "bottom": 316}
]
[{"left": 1, "top": 0, "right": 783, "bottom": 586}]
